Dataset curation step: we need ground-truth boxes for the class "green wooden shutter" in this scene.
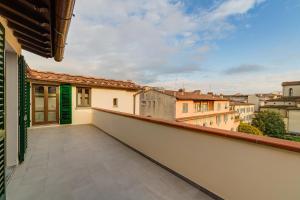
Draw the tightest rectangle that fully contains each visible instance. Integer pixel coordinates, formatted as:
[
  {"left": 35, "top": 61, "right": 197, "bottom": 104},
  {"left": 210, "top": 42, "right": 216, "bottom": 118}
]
[
  {"left": 0, "top": 23, "right": 6, "bottom": 200},
  {"left": 60, "top": 84, "right": 72, "bottom": 124},
  {"left": 18, "top": 56, "right": 27, "bottom": 163},
  {"left": 26, "top": 82, "right": 30, "bottom": 127}
]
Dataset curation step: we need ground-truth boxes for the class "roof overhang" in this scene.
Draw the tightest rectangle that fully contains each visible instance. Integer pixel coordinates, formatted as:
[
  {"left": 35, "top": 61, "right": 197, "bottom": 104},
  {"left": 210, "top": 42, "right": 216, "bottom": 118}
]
[{"left": 0, "top": 0, "right": 75, "bottom": 62}]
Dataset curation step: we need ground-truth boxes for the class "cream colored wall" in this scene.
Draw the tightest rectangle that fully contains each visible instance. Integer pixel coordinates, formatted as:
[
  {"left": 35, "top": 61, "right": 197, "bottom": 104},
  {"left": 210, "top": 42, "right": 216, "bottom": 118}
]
[
  {"left": 234, "top": 105, "right": 255, "bottom": 123},
  {"left": 91, "top": 88, "right": 136, "bottom": 114},
  {"left": 0, "top": 17, "right": 21, "bottom": 54},
  {"left": 184, "top": 114, "right": 239, "bottom": 131},
  {"left": 72, "top": 86, "right": 92, "bottom": 125},
  {"left": 5, "top": 52, "right": 19, "bottom": 166},
  {"left": 283, "top": 85, "right": 300, "bottom": 97},
  {"left": 92, "top": 109, "right": 300, "bottom": 200},
  {"left": 265, "top": 101, "right": 296, "bottom": 106},
  {"left": 288, "top": 110, "right": 300, "bottom": 134},
  {"left": 175, "top": 100, "right": 229, "bottom": 119}
]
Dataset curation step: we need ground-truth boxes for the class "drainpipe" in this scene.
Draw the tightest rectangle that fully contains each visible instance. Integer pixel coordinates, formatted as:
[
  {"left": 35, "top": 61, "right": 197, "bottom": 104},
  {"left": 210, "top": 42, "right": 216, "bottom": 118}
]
[{"left": 54, "top": 0, "right": 75, "bottom": 62}]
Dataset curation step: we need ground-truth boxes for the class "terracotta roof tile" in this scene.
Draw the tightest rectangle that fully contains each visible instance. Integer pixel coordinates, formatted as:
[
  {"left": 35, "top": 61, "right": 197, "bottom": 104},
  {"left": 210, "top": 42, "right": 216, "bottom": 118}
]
[
  {"left": 161, "top": 90, "right": 228, "bottom": 101},
  {"left": 27, "top": 68, "right": 141, "bottom": 90}
]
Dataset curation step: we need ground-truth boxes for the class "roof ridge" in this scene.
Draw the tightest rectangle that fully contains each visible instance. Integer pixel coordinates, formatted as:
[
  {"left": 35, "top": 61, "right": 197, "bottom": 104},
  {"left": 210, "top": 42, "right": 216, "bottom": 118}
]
[{"left": 28, "top": 67, "right": 137, "bottom": 84}]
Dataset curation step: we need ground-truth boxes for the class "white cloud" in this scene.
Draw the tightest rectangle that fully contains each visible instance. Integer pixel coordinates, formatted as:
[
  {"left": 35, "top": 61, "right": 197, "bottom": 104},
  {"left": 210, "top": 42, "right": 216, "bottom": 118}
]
[{"left": 24, "top": 0, "right": 265, "bottom": 87}]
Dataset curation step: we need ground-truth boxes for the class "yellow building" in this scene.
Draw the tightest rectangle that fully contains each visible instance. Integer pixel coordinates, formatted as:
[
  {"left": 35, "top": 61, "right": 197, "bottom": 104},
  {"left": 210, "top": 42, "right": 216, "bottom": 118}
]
[{"left": 139, "top": 89, "right": 239, "bottom": 131}]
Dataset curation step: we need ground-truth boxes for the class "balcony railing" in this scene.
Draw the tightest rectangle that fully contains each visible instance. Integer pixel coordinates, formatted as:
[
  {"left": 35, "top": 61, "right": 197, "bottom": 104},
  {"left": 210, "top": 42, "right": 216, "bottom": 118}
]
[{"left": 91, "top": 107, "right": 300, "bottom": 200}]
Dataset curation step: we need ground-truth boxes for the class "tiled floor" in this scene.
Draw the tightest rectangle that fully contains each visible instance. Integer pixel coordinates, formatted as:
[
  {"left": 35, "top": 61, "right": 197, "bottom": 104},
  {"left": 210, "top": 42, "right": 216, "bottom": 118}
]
[{"left": 7, "top": 125, "right": 213, "bottom": 200}]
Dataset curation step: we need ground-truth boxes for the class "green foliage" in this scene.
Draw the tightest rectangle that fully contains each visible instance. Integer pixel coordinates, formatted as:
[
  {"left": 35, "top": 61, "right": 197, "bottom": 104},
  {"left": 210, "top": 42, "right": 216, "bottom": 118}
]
[
  {"left": 252, "top": 110, "right": 286, "bottom": 137},
  {"left": 238, "top": 123, "right": 263, "bottom": 136}
]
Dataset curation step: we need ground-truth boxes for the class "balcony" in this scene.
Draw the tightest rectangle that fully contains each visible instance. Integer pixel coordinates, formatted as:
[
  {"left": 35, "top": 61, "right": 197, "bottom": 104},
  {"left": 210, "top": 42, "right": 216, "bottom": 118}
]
[
  {"left": 7, "top": 124, "right": 212, "bottom": 200},
  {"left": 7, "top": 108, "right": 300, "bottom": 200}
]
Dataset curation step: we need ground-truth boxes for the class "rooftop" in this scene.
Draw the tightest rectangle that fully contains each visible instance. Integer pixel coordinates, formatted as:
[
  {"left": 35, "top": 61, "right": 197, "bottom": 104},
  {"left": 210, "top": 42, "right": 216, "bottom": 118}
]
[
  {"left": 7, "top": 125, "right": 212, "bottom": 200},
  {"left": 27, "top": 68, "right": 141, "bottom": 91},
  {"left": 158, "top": 90, "right": 228, "bottom": 101}
]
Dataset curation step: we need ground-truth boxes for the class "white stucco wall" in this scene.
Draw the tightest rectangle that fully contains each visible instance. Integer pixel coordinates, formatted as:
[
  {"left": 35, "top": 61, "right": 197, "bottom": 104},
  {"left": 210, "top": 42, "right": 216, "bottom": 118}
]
[
  {"left": 265, "top": 101, "right": 296, "bottom": 106},
  {"left": 283, "top": 85, "right": 300, "bottom": 97},
  {"left": 91, "top": 88, "right": 136, "bottom": 114},
  {"left": 72, "top": 86, "right": 92, "bottom": 125},
  {"left": 72, "top": 87, "right": 137, "bottom": 124},
  {"left": 288, "top": 110, "right": 300, "bottom": 134},
  {"left": 92, "top": 108, "right": 300, "bottom": 200},
  {"left": 5, "top": 52, "right": 19, "bottom": 166}
]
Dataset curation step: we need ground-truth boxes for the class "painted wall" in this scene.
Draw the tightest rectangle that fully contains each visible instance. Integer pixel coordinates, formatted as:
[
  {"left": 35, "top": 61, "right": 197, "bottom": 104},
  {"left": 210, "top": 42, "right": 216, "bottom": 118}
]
[
  {"left": 288, "top": 110, "right": 300, "bottom": 134},
  {"left": 92, "top": 109, "right": 300, "bottom": 200},
  {"left": 139, "top": 90, "right": 176, "bottom": 120},
  {"left": 265, "top": 101, "right": 296, "bottom": 106},
  {"left": 184, "top": 114, "right": 239, "bottom": 131},
  {"left": 91, "top": 88, "right": 136, "bottom": 114},
  {"left": 0, "top": 17, "right": 21, "bottom": 55},
  {"left": 248, "top": 95, "right": 265, "bottom": 112},
  {"left": 72, "top": 86, "right": 92, "bottom": 125},
  {"left": 175, "top": 100, "right": 229, "bottom": 119},
  {"left": 5, "top": 52, "right": 19, "bottom": 166},
  {"left": 283, "top": 85, "right": 300, "bottom": 97},
  {"left": 232, "top": 104, "right": 255, "bottom": 124},
  {"left": 72, "top": 86, "right": 137, "bottom": 124}
]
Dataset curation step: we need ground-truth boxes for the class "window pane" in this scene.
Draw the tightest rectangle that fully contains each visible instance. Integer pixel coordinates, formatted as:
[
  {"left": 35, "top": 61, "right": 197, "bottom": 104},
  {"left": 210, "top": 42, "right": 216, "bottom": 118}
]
[
  {"left": 48, "top": 86, "right": 56, "bottom": 97},
  {"left": 35, "top": 86, "right": 44, "bottom": 96},
  {"left": 48, "top": 97, "right": 56, "bottom": 110},
  {"left": 35, "top": 97, "right": 44, "bottom": 111},
  {"left": 35, "top": 112, "right": 44, "bottom": 122},
  {"left": 77, "top": 89, "right": 82, "bottom": 105},
  {"left": 48, "top": 112, "right": 56, "bottom": 121}
]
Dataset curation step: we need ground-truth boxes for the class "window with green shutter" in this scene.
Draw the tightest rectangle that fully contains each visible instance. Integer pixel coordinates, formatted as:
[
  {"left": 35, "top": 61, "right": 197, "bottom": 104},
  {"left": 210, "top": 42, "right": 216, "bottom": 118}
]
[
  {"left": 60, "top": 84, "right": 72, "bottom": 124},
  {"left": 0, "top": 22, "right": 6, "bottom": 200}
]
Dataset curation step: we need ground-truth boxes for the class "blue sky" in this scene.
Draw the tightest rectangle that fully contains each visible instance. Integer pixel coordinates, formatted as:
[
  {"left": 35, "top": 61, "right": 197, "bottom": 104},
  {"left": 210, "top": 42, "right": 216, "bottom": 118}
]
[{"left": 24, "top": 0, "right": 300, "bottom": 94}]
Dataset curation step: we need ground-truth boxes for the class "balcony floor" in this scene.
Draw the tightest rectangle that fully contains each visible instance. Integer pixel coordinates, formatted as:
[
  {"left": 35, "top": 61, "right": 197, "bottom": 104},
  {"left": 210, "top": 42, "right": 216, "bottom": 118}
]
[{"left": 7, "top": 125, "right": 213, "bottom": 200}]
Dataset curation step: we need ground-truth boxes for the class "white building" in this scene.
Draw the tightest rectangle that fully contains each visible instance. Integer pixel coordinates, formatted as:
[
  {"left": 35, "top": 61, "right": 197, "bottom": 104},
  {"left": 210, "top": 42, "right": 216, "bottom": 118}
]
[
  {"left": 261, "top": 81, "right": 300, "bottom": 134},
  {"left": 27, "top": 68, "right": 141, "bottom": 126},
  {"left": 230, "top": 101, "right": 255, "bottom": 124}
]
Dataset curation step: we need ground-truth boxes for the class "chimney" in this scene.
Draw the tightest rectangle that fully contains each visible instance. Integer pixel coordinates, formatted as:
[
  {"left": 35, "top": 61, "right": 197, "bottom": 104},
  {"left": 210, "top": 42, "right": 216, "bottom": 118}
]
[
  {"left": 193, "top": 90, "right": 201, "bottom": 94},
  {"left": 178, "top": 88, "right": 185, "bottom": 95}
]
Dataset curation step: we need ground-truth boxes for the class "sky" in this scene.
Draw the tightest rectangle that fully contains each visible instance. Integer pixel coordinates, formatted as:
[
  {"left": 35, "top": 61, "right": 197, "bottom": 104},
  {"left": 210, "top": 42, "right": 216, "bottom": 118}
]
[{"left": 24, "top": 0, "right": 300, "bottom": 94}]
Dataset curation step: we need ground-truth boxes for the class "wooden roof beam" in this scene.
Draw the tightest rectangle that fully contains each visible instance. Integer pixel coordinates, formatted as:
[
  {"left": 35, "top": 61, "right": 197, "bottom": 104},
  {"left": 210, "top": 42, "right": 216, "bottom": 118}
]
[
  {"left": 13, "top": 32, "right": 51, "bottom": 48},
  {"left": 0, "top": 7, "right": 50, "bottom": 33},
  {"left": 19, "top": 39, "right": 51, "bottom": 52},
  {"left": 0, "top": 1, "right": 50, "bottom": 23},
  {"left": 7, "top": 21, "right": 50, "bottom": 39},
  {"left": 22, "top": 45, "right": 51, "bottom": 58}
]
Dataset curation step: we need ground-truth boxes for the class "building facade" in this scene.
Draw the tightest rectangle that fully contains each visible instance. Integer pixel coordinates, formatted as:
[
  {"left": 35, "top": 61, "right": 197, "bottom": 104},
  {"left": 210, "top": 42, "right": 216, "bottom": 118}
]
[
  {"left": 230, "top": 101, "right": 255, "bottom": 124},
  {"left": 0, "top": 1, "right": 76, "bottom": 198},
  {"left": 260, "top": 81, "right": 300, "bottom": 134},
  {"left": 139, "top": 89, "right": 239, "bottom": 131},
  {"left": 27, "top": 68, "right": 141, "bottom": 126}
]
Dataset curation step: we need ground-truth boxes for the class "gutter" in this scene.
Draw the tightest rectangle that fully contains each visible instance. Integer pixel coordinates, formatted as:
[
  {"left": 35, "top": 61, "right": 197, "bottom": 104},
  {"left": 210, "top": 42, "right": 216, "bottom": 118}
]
[{"left": 54, "top": 0, "right": 75, "bottom": 61}]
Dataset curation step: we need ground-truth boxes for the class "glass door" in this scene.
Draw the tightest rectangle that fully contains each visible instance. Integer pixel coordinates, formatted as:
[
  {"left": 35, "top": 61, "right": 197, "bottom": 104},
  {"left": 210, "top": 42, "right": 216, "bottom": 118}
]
[
  {"left": 47, "top": 86, "right": 58, "bottom": 122},
  {"left": 33, "top": 85, "right": 59, "bottom": 125}
]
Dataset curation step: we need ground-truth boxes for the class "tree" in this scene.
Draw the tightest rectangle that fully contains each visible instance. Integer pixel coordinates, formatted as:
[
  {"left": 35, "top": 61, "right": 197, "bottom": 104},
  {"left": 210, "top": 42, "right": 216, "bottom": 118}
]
[
  {"left": 238, "top": 123, "right": 263, "bottom": 136},
  {"left": 252, "top": 110, "right": 286, "bottom": 137}
]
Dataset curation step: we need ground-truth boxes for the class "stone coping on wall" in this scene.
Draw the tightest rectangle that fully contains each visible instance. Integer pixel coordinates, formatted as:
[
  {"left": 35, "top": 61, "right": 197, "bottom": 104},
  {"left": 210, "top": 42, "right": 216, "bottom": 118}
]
[{"left": 92, "top": 107, "right": 300, "bottom": 153}]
